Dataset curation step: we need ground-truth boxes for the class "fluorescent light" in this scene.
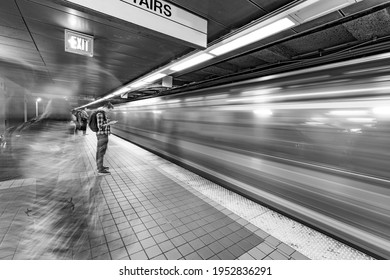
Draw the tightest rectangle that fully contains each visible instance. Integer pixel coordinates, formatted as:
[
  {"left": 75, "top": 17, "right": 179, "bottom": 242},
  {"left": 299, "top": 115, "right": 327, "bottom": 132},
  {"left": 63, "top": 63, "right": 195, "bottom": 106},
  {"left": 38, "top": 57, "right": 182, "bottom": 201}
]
[
  {"left": 170, "top": 53, "right": 214, "bottom": 71},
  {"left": 143, "top": 73, "right": 167, "bottom": 83},
  {"left": 210, "top": 18, "right": 295, "bottom": 56},
  {"left": 291, "top": 0, "right": 354, "bottom": 23},
  {"left": 131, "top": 81, "right": 147, "bottom": 88},
  {"left": 287, "top": 0, "right": 321, "bottom": 14}
]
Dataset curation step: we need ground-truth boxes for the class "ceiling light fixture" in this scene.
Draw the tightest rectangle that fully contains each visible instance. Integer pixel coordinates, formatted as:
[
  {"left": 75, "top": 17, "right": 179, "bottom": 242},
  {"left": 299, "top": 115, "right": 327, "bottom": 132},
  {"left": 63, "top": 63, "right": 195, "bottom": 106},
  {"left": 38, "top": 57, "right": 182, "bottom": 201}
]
[
  {"left": 210, "top": 17, "right": 296, "bottom": 56},
  {"left": 131, "top": 81, "right": 148, "bottom": 88},
  {"left": 290, "top": 0, "right": 362, "bottom": 23},
  {"left": 170, "top": 53, "right": 215, "bottom": 71},
  {"left": 143, "top": 73, "right": 167, "bottom": 83}
]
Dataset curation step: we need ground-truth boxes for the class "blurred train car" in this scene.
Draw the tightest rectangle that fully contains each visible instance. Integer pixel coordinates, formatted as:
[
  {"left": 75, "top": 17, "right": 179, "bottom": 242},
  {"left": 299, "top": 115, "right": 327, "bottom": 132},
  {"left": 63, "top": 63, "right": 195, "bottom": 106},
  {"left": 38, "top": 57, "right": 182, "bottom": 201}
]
[{"left": 111, "top": 53, "right": 390, "bottom": 259}]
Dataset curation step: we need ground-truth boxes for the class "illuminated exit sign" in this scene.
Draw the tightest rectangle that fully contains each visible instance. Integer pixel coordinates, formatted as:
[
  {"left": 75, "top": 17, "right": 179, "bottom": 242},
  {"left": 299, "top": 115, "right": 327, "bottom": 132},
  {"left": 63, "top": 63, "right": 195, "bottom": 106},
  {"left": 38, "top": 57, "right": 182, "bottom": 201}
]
[{"left": 65, "top": 30, "right": 94, "bottom": 57}]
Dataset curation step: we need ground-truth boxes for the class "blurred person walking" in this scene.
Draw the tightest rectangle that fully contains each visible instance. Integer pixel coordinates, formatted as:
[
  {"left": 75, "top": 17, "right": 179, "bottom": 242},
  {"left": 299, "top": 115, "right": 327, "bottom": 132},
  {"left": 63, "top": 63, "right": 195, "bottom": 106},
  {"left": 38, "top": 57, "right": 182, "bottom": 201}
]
[
  {"left": 70, "top": 109, "right": 78, "bottom": 135},
  {"left": 16, "top": 98, "right": 101, "bottom": 259},
  {"left": 76, "top": 108, "right": 89, "bottom": 136}
]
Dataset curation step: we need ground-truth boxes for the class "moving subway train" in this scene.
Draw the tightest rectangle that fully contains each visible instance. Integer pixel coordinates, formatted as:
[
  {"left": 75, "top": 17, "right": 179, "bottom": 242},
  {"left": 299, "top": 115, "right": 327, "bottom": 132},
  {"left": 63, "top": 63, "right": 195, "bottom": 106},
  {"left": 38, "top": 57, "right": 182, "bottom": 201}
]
[{"left": 111, "top": 53, "right": 390, "bottom": 259}]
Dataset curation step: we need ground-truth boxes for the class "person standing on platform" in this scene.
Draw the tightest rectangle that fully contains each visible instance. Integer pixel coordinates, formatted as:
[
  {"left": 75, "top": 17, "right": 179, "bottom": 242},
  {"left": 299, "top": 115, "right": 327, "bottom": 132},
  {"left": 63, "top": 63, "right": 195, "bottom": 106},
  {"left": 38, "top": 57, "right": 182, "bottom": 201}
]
[
  {"left": 77, "top": 108, "right": 89, "bottom": 136},
  {"left": 71, "top": 109, "right": 79, "bottom": 135},
  {"left": 96, "top": 102, "right": 117, "bottom": 175}
]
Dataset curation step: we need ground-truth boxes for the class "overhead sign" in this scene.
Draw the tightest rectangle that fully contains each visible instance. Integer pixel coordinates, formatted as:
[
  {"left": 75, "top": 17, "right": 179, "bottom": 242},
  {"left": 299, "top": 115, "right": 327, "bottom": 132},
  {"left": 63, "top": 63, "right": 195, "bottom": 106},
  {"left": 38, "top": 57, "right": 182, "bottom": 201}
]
[
  {"left": 65, "top": 0, "right": 207, "bottom": 48},
  {"left": 65, "top": 29, "right": 94, "bottom": 57}
]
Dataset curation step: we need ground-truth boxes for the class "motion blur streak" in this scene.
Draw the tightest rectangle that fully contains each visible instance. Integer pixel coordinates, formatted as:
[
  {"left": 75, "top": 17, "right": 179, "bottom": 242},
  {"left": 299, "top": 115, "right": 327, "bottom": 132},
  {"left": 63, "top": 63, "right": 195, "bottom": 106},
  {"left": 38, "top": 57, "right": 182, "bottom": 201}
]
[
  {"left": 8, "top": 99, "right": 103, "bottom": 259},
  {"left": 111, "top": 54, "right": 390, "bottom": 259}
]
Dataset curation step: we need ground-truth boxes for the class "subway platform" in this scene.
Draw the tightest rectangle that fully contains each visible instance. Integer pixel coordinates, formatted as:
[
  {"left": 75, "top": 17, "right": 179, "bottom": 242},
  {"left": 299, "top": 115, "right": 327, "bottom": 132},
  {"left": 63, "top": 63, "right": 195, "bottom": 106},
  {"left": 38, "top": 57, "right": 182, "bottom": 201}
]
[{"left": 0, "top": 129, "right": 374, "bottom": 260}]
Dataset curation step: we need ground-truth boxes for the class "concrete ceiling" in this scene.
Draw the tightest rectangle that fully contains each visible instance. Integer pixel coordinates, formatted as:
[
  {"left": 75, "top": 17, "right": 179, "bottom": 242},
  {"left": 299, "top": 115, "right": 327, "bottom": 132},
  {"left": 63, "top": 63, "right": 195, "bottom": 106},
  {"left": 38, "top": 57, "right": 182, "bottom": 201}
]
[{"left": 1, "top": 0, "right": 390, "bottom": 108}]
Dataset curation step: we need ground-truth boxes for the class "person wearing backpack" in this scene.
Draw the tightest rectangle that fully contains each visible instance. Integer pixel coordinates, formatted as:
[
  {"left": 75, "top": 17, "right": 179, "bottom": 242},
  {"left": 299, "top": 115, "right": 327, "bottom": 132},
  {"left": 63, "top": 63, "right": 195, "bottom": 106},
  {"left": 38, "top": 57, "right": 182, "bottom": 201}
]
[{"left": 94, "top": 102, "right": 117, "bottom": 175}]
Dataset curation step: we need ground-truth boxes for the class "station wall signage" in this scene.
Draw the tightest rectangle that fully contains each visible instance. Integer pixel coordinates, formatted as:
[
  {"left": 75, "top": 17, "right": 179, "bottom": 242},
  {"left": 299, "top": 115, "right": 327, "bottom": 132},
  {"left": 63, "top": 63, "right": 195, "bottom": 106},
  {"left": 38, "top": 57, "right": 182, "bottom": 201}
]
[
  {"left": 65, "top": 0, "right": 207, "bottom": 48},
  {"left": 65, "top": 29, "right": 94, "bottom": 57}
]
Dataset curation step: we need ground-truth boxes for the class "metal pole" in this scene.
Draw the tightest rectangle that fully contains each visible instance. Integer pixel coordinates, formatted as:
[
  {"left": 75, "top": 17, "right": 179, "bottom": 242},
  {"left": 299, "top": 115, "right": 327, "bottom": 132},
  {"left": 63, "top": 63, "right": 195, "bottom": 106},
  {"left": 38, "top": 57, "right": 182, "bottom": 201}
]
[{"left": 35, "top": 101, "right": 38, "bottom": 117}]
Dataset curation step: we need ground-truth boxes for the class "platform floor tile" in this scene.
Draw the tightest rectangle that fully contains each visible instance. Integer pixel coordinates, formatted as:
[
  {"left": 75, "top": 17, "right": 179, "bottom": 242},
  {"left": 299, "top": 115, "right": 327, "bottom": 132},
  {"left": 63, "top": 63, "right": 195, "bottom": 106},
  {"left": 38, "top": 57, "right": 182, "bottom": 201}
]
[{"left": 0, "top": 129, "right": 373, "bottom": 260}]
